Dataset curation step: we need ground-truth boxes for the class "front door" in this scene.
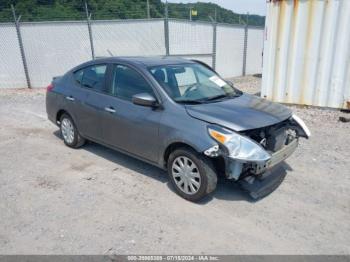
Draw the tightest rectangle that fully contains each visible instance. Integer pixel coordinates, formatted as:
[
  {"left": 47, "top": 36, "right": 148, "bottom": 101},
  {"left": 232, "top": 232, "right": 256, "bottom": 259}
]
[{"left": 100, "top": 64, "right": 162, "bottom": 163}]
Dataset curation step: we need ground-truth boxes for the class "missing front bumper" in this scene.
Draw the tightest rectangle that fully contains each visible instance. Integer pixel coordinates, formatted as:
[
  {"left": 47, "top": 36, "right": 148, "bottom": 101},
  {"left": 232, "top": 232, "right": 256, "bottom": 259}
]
[
  {"left": 252, "top": 138, "right": 298, "bottom": 174},
  {"left": 239, "top": 164, "right": 288, "bottom": 199},
  {"left": 225, "top": 138, "right": 298, "bottom": 179}
]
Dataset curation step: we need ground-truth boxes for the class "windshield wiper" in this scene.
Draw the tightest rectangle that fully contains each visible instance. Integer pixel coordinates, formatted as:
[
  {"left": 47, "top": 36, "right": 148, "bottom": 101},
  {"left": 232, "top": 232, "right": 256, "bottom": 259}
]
[
  {"left": 203, "top": 94, "right": 228, "bottom": 101},
  {"left": 175, "top": 93, "right": 242, "bottom": 104},
  {"left": 175, "top": 100, "right": 203, "bottom": 104},
  {"left": 200, "top": 93, "right": 241, "bottom": 102}
]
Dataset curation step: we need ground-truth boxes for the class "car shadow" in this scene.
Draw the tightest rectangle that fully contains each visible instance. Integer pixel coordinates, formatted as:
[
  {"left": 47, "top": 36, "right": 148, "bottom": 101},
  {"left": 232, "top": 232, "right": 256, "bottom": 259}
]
[
  {"left": 53, "top": 130, "right": 292, "bottom": 204},
  {"left": 53, "top": 130, "right": 167, "bottom": 183}
]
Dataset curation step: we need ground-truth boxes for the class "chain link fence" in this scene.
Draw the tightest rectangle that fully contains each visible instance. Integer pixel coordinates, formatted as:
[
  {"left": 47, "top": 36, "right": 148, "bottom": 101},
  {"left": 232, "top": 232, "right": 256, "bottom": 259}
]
[{"left": 0, "top": 4, "right": 264, "bottom": 88}]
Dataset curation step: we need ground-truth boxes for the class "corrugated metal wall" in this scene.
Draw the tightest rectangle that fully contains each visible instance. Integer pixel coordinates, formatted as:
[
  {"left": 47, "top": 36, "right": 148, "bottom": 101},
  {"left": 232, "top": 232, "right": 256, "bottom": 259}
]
[
  {"left": 261, "top": 0, "right": 350, "bottom": 109},
  {"left": 0, "top": 19, "right": 264, "bottom": 88}
]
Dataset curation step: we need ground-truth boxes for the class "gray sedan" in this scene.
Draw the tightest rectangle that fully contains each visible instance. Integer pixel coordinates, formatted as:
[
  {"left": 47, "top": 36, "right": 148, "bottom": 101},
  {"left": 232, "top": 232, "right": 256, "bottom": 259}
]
[{"left": 46, "top": 57, "right": 310, "bottom": 202}]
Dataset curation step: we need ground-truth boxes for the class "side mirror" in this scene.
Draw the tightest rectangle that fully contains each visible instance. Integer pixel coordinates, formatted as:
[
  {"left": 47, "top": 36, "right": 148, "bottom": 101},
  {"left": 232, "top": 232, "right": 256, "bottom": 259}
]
[{"left": 132, "top": 93, "right": 158, "bottom": 107}]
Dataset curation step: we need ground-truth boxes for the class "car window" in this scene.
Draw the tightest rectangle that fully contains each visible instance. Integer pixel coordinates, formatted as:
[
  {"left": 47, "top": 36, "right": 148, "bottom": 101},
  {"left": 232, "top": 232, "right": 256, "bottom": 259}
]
[
  {"left": 150, "top": 68, "right": 168, "bottom": 84},
  {"left": 174, "top": 67, "right": 197, "bottom": 95},
  {"left": 74, "top": 69, "right": 84, "bottom": 84},
  {"left": 149, "top": 63, "right": 240, "bottom": 103},
  {"left": 112, "top": 64, "right": 154, "bottom": 101},
  {"left": 80, "top": 64, "right": 107, "bottom": 92}
]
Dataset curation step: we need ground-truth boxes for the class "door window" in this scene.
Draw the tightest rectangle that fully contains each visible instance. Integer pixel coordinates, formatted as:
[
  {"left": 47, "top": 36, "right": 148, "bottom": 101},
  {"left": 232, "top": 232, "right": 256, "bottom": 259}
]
[
  {"left": 74, "top": 64, "right": 107, "bottom": 93},
  {"left": 74, "top": 68, "right": 84, "bottom": 84},
  {"left": 112, "top": 65, "right": 155, "bottom": 101}
]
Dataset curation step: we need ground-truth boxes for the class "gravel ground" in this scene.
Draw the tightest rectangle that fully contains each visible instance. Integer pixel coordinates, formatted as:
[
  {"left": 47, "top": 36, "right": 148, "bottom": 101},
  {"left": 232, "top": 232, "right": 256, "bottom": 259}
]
[
  {"left": 0, "top": 77, "right": 349, "bottom": 254},
  {"left": 228, "top": 75, "right": 262, "bottom": 95}
]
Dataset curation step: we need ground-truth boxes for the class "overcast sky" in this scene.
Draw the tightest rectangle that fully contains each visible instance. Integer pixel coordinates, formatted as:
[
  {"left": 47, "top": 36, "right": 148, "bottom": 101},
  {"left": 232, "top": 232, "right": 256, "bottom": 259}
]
[{"left": 163, "top": 0, "right": 266, "bottom": 16}]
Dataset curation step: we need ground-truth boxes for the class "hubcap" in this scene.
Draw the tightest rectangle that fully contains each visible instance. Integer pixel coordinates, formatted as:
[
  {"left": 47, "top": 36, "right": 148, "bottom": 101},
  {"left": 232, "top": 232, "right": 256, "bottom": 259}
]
[
  {"left": 171, "top": 156, "right": 201, "bottom": 195},
  {"left": 61, "top": 118, "right": 74, "bottom": 144}
]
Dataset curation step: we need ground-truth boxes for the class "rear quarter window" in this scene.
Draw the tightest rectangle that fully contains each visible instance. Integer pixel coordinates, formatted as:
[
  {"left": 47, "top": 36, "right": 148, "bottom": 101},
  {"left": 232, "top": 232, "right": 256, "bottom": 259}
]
[
  {"left": 74, "top": 69, "right": 83, "bottom": 84},
  {"left": 73, "top": 64, "right": 107, "bottom": 93}
]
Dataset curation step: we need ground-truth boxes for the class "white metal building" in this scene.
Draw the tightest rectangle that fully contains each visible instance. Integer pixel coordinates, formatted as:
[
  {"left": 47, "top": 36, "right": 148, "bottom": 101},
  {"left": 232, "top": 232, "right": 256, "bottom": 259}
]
[{"left": 261, "top": 0, "right": 350, "bottom": 109}]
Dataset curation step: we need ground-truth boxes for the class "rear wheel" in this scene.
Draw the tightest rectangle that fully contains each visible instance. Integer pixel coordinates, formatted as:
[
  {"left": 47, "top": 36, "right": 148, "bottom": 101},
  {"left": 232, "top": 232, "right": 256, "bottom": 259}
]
[
  {"left": 60, "top": 114, "right": 85, "bottom": 148},
  {"left": 167, "top": 148, "right": 217, "bottom": 202}
]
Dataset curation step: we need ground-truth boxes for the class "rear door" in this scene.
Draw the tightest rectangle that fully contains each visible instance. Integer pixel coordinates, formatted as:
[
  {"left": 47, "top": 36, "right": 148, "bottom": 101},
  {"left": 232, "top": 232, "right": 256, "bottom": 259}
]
[
  {"left": 71, "top": 64, "right": 108, "bottom": 139},
  {"left": 99, "top": 64, "right": 162, "bottom": 163},
  {"left": 57, "top": 68, "right": 89, "bottom": 136}
]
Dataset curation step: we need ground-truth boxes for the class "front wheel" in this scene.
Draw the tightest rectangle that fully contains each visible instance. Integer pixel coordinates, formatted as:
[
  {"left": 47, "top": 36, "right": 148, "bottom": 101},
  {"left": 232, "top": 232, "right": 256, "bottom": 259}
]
[
  {"left": 167, "top": 148, "right": 217, "bottom": 202},
  {"left": 60, "top": 114, "right": 85, "bottom": 148}
]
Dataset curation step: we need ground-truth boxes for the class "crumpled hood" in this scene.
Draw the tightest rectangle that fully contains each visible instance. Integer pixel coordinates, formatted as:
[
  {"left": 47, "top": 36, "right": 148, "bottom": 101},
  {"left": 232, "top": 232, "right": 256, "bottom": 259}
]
[{"left": 185, "top": 93, "right": 292, "bottom": 131}]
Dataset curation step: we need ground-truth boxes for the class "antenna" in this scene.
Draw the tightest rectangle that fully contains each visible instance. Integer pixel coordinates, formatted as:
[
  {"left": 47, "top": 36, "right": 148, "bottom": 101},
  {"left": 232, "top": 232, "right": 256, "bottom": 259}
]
[{"left": 107, "top": 50, "right": 114, "bottom": 57}]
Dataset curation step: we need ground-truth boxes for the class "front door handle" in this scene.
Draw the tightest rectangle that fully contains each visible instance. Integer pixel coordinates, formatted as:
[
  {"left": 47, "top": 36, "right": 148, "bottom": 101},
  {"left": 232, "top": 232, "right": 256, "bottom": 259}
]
[
  {"left": 65, "top": 96, "right": 75, "bottom": 101},
  {"left": 104, "top": 106, "right": 116, "bottom": 113}
]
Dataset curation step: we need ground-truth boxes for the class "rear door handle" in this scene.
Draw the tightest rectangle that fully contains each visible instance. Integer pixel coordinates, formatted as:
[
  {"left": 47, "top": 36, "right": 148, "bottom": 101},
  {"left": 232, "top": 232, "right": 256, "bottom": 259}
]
[
  {"left": 104, "top": 106, "right": 116, "bottom": 113},
  {"left": 65, "top": 96, "right": 75, "bottom": 101}
]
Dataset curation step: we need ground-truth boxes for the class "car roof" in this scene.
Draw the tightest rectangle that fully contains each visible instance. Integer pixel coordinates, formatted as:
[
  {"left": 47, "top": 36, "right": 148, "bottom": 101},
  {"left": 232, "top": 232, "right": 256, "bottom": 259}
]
[{"left": 92, "top": 56, "right": 196, "bottom": 68}]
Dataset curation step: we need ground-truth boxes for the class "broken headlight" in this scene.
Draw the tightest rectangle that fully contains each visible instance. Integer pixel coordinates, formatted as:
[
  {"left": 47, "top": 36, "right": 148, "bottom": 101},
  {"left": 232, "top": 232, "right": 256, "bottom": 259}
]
[
  {"left": 292, "top": 114, "right": 311, "bottom": 138},
  {"left": 208, "top": 125, "right": 271, "bottom": 162}
]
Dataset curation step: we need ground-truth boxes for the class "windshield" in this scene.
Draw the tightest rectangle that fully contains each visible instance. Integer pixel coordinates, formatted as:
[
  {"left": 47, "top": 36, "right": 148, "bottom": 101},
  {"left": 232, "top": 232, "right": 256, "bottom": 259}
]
[{"left": 149, "top": 63, "right": 241, "bottom": 103}]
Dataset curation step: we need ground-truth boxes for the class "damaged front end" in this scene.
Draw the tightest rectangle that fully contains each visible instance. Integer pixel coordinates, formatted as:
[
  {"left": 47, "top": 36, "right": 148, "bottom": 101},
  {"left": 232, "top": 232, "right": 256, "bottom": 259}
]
[{"left": 204, "top": 114, "right": 310, "bottom": 198}]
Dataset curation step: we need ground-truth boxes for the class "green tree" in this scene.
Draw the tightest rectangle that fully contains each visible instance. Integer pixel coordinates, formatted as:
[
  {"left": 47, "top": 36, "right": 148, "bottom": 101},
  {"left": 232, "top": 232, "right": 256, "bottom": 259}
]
[{"left": 0, "top": 0, "right": 264, "bottom": 26}]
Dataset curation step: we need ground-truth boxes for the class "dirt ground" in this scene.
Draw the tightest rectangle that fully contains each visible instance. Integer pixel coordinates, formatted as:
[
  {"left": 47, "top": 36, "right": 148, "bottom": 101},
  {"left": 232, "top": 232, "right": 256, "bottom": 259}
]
[{"left": 0, "top": 76, "right": 349, "bottom": 254}]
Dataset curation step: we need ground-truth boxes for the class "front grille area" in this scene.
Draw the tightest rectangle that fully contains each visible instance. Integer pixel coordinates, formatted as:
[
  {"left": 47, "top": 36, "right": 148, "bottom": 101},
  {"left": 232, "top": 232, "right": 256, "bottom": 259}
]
[{"left": 242, "top": 119, "right": 297, "bottom": 153}]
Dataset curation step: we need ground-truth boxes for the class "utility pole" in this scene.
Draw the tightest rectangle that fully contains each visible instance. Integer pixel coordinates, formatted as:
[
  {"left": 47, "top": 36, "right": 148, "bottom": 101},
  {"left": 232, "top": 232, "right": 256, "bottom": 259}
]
[
  {"left": 147, "top": 0, "right": 150, "bottom": 19},
  {"left": 85, "top": 1, "right": 95, "bottom": 59},
  {"left": 209, "top": 9, "right": 217, "bottom": 70},
  {"left": 164, "top": 0, "right": 169, "bottom": 56},
  {"left": 190, "top": 7, "right": 192, "bottom": 21},
  {"left": 11, "top": 4, "right": 31, "bottom": 88},
  {"left": 242, "top": 12, "right": 249, "bottom": 76}
]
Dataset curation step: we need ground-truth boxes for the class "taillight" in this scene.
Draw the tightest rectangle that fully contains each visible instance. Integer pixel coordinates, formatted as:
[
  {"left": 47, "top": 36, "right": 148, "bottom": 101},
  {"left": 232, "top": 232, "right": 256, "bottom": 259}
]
[{"left": 46, "top": 83, "right": 54, "bottom": 92}]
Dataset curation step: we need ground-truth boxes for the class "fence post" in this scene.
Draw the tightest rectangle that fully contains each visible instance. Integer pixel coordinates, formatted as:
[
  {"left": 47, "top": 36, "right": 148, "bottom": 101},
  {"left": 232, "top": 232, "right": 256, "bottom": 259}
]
[
  {"left": 211, "top": 9, "right": 217, "bottom": 70},
  {"left": 164, "top": 1, "right": 170, "bottom": 56},
  {"left": 242, "top": 13, "right": 249, "bottom": 76},
  {"left": 85, "top": 2, "right": 95, "bottom": 59},
  {"left": 147, "top": 0, "right": 151, "bottom": 19},
  {"left": 11, "top": 5, "right": 31, "bottom": 88}
]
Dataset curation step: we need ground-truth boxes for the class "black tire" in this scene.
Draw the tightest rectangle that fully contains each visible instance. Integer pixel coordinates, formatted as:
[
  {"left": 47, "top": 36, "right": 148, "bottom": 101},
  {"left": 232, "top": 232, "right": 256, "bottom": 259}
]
[
  {"left": 60, "top": 113, "right": 85, "bottom": 148},
  {"left": 167, "top": 147, "right": 217, "bottom": 202}
]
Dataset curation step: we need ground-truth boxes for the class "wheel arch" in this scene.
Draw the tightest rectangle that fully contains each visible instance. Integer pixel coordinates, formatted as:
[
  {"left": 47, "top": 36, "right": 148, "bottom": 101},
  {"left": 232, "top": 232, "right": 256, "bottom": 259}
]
[
  {"left": 56, "top": 109, "right": 78, "bottom": 127},
  {"left": 56, "top": 109, "right": 68, "bottom": 124},
  {"left": 162, "top": 140, "right": 226, "bottom": 177},
  {"left": 163, "top": 141, "right": 202, "bottom": 168}
]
